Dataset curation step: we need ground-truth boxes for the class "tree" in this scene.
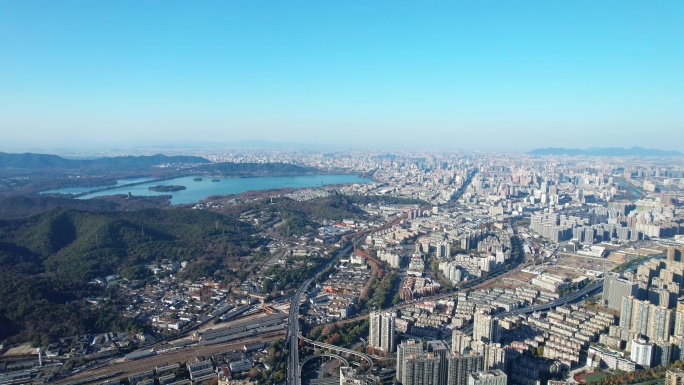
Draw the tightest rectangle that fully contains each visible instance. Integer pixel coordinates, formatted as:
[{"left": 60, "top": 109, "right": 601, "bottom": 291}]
[
  {"left": 325, "top": 333, "right": 341, "bottom": 345},
  {"left": 321, "top": 323, "right": 337, "bottom": 337},
  {"left": 272, "top": 371, "right": 285, "bottom": 383},
  {"left": 392, "top": 293, "right": 401, "bottom": 305},
  {"left": 262, "top": 279, "right": 272, "bottom": 293},
  {"left": 308, "top": 325, "right": 323, "bottom": 340},
  {"left": 248, "top": 367, "right": 261, "bottom": 379}
]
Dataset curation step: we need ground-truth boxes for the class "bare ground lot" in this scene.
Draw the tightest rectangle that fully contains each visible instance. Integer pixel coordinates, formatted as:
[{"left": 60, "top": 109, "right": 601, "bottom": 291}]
[
  {"left": 2, "top": 343, "right": 36, "bottom": 357},
  {"left": 556, "top": 253, "right": 620, "bottom": 274},
  {"left": 508, "top": 271, "right": 537, "bottom": 282}
]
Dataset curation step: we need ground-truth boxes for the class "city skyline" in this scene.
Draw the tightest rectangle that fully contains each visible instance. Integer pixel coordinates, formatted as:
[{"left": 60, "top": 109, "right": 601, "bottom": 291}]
[
  {"left": 2, "top": 1, "right": 683, "bottom": 151},
  {"left": 2, "top": 140, "right": 683, "bottom": 155},
  {"left": 1, "top": 131, "right": 684, "bottom": 383}
]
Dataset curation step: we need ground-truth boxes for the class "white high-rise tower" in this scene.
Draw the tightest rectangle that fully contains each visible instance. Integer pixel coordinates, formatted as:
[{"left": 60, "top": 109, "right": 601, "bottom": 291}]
[{"left": 369, "top": 311, "right": 396, "bottom": 353}]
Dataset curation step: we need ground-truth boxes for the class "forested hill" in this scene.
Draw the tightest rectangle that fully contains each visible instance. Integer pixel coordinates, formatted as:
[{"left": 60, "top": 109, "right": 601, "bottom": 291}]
[
  {"left": 0, "top": 151, "right": 210, "bottom": 169},
  {"left": 0, "top": 207, "right": 258, "bottom": 281},
  {"left": 0, "top": 151, "right": 319, "bottom": 174},
  {"left": 0, "top": 194, "right": 181, "bottom": 220},
  {"left": 192, "top": 161, "right": 318, "bottom": 176},
  {"left": 0, "top": 207, "right": 263, "bottom": 343},
  {"left": 220, "top": 194, "right": 426, "bottom": 222},
  {"left": 0, "top": 195, "right": 118, "bottom": 219}
]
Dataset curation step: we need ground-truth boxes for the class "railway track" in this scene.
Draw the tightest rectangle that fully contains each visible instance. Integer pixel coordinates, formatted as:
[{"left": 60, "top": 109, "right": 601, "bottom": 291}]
[{"left": 50, "top": 332, "right": 285, "bottom": 385}]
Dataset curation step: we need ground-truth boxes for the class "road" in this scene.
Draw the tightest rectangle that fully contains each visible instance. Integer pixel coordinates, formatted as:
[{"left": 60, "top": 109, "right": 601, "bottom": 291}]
[
  {"left": 286, "top": 167, "right": 480, "bottom": 384},
  {"left": 287, "top": 278, "right": 313, "bottom": 385},
  {"left": 287, "top": 241, "right": 358, "bottom": 385},
  {"left": 502, "top": 279, "right": 604, "bottom": 316},
  {"left": 445, "top": 168, "right": 478, "bottom": 207},
  {"left": 459, "top": 278, "right": 604, "bottom": 334},
  {"left": 300, "top": 259, "right": 528, "bottom": 336}
]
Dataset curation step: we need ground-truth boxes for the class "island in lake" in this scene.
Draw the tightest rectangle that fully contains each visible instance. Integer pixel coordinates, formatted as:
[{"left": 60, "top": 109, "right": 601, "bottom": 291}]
[
  {"left": 148, "top": 185, "right": 187, "bottom": 192},
  {"left": 211, "top": 178, "right": 220, "bottom": 182},
  {"left": 193, "top": 177, "right": 203, "bottom": 181}
]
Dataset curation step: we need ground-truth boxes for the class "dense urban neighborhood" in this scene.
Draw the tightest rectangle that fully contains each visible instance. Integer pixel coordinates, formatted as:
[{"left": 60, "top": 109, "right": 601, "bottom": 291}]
[{"left": 2, "top": 149, "right": 684, "bottom": 385}]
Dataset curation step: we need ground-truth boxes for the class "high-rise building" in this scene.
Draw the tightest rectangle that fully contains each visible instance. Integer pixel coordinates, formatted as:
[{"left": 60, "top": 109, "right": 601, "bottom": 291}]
[
  {"left": 637, "top": 262, "right": 662, "bottom": 286},
  {"left": 668, "top": 247, "right": 683, "bottom": 262},
  {"left": 621, "top": 296, "right": 674, "bottom": 342},
  {"left": 670, "top": 336, "right": 684, "bottom": 363},
  {"left": 473, "top": 311, "right": 498, "bottom": 344},
  {"left": 661, "top": 268, "right": 676, "bottom": 286},
  {"left": 649, "top": 305, "right": 674, "bottom": 341},
  {"left": 631, "top": 299, "right": 651, "bottom": 336},
  {"left": 467, "top": 370, "right": 507, "bottom": 385},
  {"left": 620, "top": 296, "right": 634, "bottom": 328},
  {"left": 369, "top": 312, "right": 381, "bottom": 351},
  {"left": 369, "top": 311, "right": 396, "bottom": 353},
  {"left": 631, "top": 337, "right": 653, "bottom": 367},
  {"left": 470, "top": 342, "right": 506, "bottom": 371},
  {"left": 452, "top": 331, "right": 472, "bottom": 355},
  {"left": 427, "top": 341, "right": 449, "bottom": 385},
  {"left": 666, "top": 368, "right": 684, "bottom": 385},
  {"left": 653, "top": 340, "right": 672, "bottom": 367},
  {"left": 397, "top": 340, "right": 424, "bottom": 383},
  {"left": 674, "top": 310, "right": 684, "bottom": 337},
  {"left": 447, "top": 353, "right": 484, "bottom": 385},
  {"left": 604, "top": 273, "right": 639, "bottom": 311},
  {"left": 381, "top": 312, "right": 396, "bottom": 352},
  {"left": 370, "top": 312, "right": 380, "bottom": 347},
  {"left": 437, "top": 242, "right": 451, "bottom": 258},
  {"left": 403, "top": 353, "right": 441, "bottom": 385}
]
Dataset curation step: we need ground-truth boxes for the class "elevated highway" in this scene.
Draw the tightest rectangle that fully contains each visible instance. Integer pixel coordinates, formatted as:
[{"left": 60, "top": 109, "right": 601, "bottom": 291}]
[
  {"left": 459, "top": 279, "right": 604, "bottom": 334},
  {"left": 299, "top": 354, "right": 349, "bottom": 380},
  {"left": 287, "top": 242, "right": 356, "bottom": 385},
  {"left": 298, "top": 333, "right": 374, "bottom": 370}
]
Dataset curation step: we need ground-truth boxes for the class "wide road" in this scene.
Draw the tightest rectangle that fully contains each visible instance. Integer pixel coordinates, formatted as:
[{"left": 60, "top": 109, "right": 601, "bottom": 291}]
[
  {"left": 504, "top": 279, "right": 604, "bottom": 316},
  {"left": 445, "top": 168, "right": 478, "bottom": 207},
  {"left": 287, "top": 278, "right": 313, "bottom": 385},
  {"left": 287, "top": 167, "right": 481, "bottom": 384},
  {"left": 460, "top": 279, "right": 604, "bottom": 334},
  {"left": 287, "top": 241, "right": 357, "bottom": 385}
]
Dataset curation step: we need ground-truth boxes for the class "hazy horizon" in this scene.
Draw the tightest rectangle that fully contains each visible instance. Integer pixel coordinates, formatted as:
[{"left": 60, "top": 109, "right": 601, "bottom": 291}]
[
  {"left": 2, "top": 1, "right": 683, "bottom": 151},
  {"left": 1, "top": 140, "right": 682, "bottom": 157}
]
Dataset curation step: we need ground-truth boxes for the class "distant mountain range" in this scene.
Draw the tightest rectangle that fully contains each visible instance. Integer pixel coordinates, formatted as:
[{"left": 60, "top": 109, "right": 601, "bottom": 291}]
[
  {"left": 529, "top": 147, "right": 682, "bottom": 157},
  {"left": 0, "top": 152, "right": 210, "bottom": 169}
]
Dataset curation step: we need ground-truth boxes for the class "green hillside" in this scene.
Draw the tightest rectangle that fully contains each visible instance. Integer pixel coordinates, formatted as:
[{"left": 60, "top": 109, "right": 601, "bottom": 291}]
[
  {"left": 0, "top": 151, "right": 209, "bottom": 169},
  {"left": 0, "top": 207, "right": 262, "bottom": 343},
  {"left": 221, "top": 194, "right": 425, "bottom": 223},
  {"left": 0, "top": 195, "right": 174, "bottom": 220},
  {"left": 192, "top": 161, "right": 317, "bottom": 176}
]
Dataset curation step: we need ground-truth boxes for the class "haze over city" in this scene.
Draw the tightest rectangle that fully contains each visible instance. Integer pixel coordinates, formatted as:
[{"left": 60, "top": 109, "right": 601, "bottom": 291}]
[
  {"left": 3, "top": 3, "right": 684, "bottom": 385},
  {"left": 2, "top": 1, "right": 683, "bottom": 151}
]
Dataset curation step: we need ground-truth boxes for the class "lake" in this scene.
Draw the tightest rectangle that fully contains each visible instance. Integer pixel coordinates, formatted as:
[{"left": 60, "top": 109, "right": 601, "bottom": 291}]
[
  {"left": 41, "top": 177, "right": 155, "bottom": 195},
  {"left": 44, "top": 174, "right": 374, "bottom": 205}
]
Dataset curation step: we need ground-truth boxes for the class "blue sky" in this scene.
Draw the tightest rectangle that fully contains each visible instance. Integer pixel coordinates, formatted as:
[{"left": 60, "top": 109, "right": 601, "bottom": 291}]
[{"left": 1, "top": 1, "right": 683, "bottom": 151}]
